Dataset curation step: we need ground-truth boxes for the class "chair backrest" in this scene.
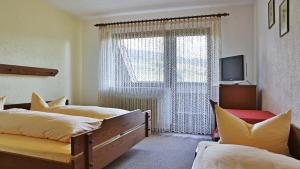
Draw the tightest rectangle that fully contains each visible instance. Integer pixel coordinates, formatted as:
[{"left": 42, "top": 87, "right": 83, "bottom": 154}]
[{"left": 209, "top": 99, "right": 218, "bottom": 128}]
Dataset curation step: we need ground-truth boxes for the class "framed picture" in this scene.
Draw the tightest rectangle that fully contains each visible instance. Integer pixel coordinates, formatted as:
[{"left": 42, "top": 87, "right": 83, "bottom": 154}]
[
  {"left": 268, "top": 0, "right": 275, "bottom": 29},
  {"left": 279, "top": 0, "right": 289, "bottom": 37}
]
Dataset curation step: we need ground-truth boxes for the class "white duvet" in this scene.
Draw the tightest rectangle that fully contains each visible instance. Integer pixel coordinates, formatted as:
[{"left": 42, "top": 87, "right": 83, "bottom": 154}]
[
  {"left": 0, "top": 109, "right": 101, "bottom": 143},
  {"left": 192, "top": 142, "right": 300, "bottom": 169},
  {"left": 42, "top": 105, "right": 129, "bottom": 119}
]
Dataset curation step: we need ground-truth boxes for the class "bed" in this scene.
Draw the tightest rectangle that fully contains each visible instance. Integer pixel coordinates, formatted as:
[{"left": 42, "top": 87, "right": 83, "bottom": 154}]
[
  {"left": 193, "top": 125, "right": 300, "bottom": 169},
  {"left": 1, "top": 101, "right": 151, "bottom": 169}
]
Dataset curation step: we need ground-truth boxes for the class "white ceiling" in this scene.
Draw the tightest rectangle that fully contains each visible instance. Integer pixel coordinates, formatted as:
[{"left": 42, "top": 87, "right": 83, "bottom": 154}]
[{"left": 43, "top": 0, "right": 254, "bottom": 19}]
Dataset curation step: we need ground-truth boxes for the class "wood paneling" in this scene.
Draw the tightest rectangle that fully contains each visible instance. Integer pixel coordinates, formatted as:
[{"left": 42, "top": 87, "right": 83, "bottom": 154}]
[{"left": 0, "top": 64, "right": 58, "bottom": 76}]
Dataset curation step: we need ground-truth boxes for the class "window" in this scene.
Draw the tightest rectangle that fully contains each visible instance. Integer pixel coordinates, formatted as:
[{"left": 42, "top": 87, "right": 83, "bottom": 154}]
[
  {"left": 119, "top": 33, "right": 208, "bottom": 84},
  {"left": 117, "top": 32, "right": 210, "bottom": 134},
  {"left": 99, "top": 18, "right": 220, "bottom": 135},
  {"left": 120, "top": 37, "right": 164, "bottom": 82},
  {"left": 176, "top": 35, "right": 207, "bottom": 83}
]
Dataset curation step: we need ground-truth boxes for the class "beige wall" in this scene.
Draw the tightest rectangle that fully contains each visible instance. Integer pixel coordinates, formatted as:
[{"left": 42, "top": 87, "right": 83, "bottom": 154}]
[
  {"left": 256, "top": 0, "right": 300, "bottom": 127},
  {"left": 80, "top": 4, "right": 255, "bottom": 105},
  {"left": 0, "top": 0, "right": 81, "bottom": 104}
]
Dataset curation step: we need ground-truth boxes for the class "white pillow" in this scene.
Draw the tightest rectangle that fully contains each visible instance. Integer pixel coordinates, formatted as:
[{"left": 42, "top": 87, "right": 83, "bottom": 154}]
[
  {"left": 0, "top": 96, "right": 6, "bottom": 110},
  {"left": 31, "top": 92, "right": 66, "bottom": 111}
]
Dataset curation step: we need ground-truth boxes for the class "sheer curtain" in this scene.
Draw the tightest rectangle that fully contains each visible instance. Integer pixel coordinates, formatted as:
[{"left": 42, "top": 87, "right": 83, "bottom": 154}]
[{"left": 98, "top": 17, "right": 221, "bottom": 134}]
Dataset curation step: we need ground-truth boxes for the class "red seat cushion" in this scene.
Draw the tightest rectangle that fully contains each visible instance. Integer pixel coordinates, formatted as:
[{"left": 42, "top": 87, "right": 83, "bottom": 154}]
[{"left": 224, "top": 109, "right": 275, "bottom": 124}]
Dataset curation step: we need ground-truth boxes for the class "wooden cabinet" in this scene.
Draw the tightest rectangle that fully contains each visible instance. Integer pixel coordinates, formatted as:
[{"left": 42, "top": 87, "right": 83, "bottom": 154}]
[{"left": 219, "top": 84, "right": 257, "bottom": 110}]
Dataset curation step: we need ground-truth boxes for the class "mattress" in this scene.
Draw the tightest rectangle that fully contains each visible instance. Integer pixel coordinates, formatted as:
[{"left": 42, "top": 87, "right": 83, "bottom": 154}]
[{"left": 0, "top": 134, "right": 71, "bottom": 163}]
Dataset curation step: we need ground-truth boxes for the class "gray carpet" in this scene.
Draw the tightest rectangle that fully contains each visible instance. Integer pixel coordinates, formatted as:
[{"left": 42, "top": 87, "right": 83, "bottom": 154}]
[{"left": 104, "top": 134, "right": 210, "bottom": 169}]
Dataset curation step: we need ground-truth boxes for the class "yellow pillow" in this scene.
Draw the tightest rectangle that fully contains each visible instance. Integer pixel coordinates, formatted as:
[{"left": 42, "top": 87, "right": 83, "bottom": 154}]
[
  {"left": 31, "top": 92, "right": 66, "bottom": 111},
  {"left": 0, "top": 96, "right": 6, "bottom": 110},
  {"left": 215, "top": 106, "right": 291, "bottom": 155}
]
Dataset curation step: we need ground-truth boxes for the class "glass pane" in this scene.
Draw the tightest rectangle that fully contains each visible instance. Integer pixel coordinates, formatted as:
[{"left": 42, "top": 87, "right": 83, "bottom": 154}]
[
  {"left": 176, "top": 36, "right": 207, "bottom": 83},
  {"left": 120, "top": 37, "right": 164, "bottom": 82}
]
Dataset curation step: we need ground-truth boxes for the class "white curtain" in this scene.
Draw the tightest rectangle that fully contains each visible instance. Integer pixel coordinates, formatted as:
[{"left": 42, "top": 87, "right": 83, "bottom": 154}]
[{"left": 98, "top": 17, "right": 221, "bottom": 134}]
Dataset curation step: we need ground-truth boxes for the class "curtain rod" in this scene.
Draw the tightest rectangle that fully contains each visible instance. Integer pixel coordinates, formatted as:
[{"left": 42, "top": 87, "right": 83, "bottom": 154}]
[{"left": 95, "top": 13, "right": 229, "bottom": 27}]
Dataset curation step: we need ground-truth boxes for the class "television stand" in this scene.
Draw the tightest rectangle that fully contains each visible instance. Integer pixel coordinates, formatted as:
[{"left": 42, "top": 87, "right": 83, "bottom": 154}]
[{"left": 219, "top": 84, "right": 257, "bottom": 109}]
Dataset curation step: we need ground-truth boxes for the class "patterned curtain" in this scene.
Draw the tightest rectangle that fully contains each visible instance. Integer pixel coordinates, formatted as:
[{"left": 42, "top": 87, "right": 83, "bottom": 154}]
[{"left": 98, "top": 17, "right": 221, "bottom": 134}]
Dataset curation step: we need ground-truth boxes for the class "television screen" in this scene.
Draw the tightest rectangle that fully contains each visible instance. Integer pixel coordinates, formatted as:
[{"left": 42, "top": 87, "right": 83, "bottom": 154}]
[{"left": 221, "top": 55, "right": 244, "bottom": 81}]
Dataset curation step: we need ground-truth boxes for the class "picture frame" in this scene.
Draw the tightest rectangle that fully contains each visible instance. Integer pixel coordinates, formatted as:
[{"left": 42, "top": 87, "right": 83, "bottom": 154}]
[
  {"left": 268, "top": 0, "right": 275, "bottom": 29},
  {"left": 279, "top": 0, "right": 289, "bottom": 37}
]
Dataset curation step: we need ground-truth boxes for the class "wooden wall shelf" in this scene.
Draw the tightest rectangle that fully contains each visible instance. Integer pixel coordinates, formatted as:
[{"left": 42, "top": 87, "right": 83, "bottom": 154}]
[{"left": 0, "top": 64, "right": 58, "bottom": 77}]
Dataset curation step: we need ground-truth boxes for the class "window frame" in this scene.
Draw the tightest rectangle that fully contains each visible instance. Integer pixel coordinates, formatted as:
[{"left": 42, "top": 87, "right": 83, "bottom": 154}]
[{"left": 113, "top": 28, "right": 211, "bottom": 88}]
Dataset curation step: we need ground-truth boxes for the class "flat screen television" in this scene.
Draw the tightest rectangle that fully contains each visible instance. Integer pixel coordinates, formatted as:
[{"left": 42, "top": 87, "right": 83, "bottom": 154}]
[{"left": 220, "top": 55, "right": 245, "bottom": 81}]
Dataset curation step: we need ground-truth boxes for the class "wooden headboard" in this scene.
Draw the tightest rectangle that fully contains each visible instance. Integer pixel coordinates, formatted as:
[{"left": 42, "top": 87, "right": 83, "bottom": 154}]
[{"left": 3, "top": 100, "right": 69, "bottom": 110}]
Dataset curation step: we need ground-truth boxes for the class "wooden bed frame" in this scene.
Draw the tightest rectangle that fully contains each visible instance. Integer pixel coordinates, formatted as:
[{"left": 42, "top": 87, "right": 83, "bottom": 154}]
[
  {"left": 289, "top": 124, "right": 300, "bottom": 160},
  {"left": 1, "top": 102, "right": 151, "bottom": 169}
]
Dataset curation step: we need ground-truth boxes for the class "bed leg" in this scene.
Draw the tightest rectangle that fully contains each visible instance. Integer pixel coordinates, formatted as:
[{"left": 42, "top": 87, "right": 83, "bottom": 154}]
[{"left": 85, "top": 133, "right": 94, "bottom": 169}]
